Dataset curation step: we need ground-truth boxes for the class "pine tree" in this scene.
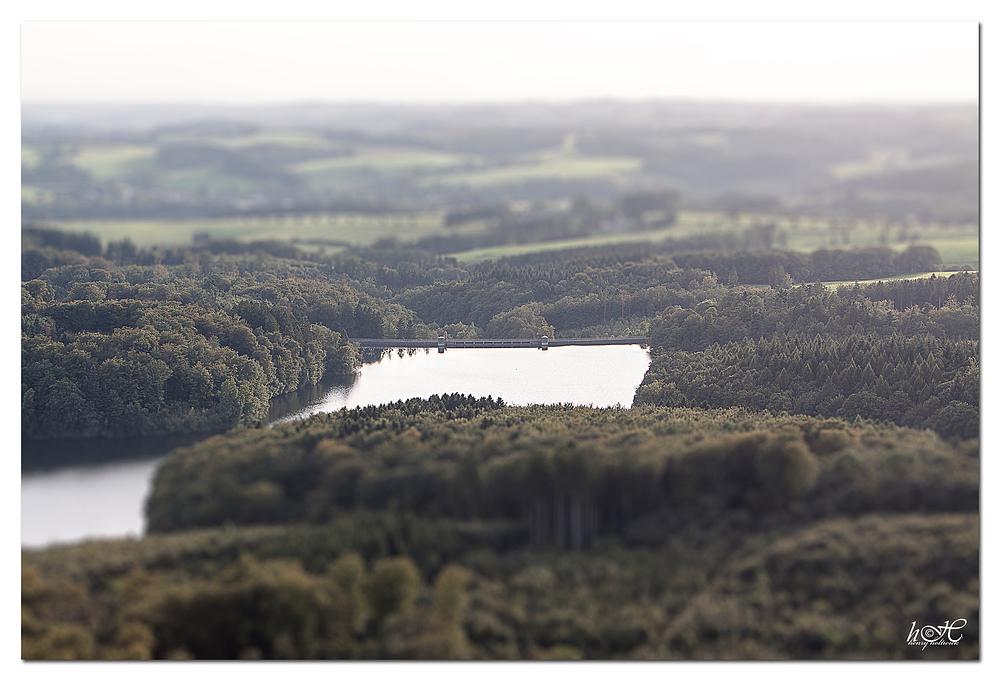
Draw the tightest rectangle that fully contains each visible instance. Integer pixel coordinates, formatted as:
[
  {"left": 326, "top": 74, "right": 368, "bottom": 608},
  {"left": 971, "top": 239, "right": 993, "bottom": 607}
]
[
  {"left": 776, "top": 367, "right": 791, "bottom": 389},
  {"left": 860, "top": 362, "right": 876, "bottom": 387}
]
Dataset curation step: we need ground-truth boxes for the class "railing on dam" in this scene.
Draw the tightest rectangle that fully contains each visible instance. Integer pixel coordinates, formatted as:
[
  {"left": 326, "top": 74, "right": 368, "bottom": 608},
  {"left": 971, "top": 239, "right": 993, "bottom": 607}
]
[{"left": 352, "top": 337, "right": 647, "bottom": 350}]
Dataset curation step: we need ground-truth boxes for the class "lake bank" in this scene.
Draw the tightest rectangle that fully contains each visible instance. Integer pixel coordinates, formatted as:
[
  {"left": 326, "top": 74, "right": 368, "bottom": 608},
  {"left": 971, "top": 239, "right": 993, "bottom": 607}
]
[{"left": 22, "top": 345, "right": 651, "bottom": 548}]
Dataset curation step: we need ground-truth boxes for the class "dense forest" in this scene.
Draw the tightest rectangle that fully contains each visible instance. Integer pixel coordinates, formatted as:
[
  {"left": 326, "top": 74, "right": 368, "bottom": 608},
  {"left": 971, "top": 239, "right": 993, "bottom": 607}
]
[
  {"left": 23, "top": 398, "right": 978, "bottom": 659},
  {"left": 636, "top": 333, "right": 978, "bottom": 439},
  {"left": 22, "top": 235, "right": 373, "bottom": 439},
  {"left": 22, "top": 225, "right": 974, "bottom": 442},
  {"left": 635, "top": 273, "right": 979, "bottom": 440},
  {"left": 22, "top": 222, "right": 979, "bottom": 659},
  {"left": 145, "top": 397, "right": 977, "bottom": 538}
]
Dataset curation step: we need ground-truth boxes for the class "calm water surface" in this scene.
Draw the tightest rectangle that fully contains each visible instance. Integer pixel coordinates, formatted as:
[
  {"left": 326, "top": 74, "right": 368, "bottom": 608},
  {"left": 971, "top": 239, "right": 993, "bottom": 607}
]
[
  {"left": 277, "top": 345, "right": 651, "bottom": 421},
  {"left": 22, "top": 346, "right": 650, "bottom": 548}
]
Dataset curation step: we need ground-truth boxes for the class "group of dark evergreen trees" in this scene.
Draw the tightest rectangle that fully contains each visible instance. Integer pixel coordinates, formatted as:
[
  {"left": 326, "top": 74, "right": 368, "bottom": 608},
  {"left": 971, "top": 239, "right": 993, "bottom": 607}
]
[
  {"left": 636, "top": 274, "right": 979, "bottom": 439},
  {"left": 636, "top": 333, "right": 978, "bottom": 439}
]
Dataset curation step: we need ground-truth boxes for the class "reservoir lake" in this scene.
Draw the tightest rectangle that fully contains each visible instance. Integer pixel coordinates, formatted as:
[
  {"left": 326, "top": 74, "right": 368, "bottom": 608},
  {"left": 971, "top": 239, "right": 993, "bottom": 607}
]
[{"left": 22, "top": 345, "right": 651, "bottom": 548}]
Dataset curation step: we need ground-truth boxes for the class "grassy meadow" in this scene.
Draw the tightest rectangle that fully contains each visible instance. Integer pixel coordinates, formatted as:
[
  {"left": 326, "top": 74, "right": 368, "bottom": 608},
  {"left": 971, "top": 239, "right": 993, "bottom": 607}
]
[
  {"left": 70, "top": 145, "right": 159, "bottom": 180},
  {"left": 449, "top": 210, "right": 978, "bottom": 267},
  {"left": 42, "top": 211, "right": 458, "bottom": 249},
  {"left": 41, "top": 207, "right": 978, "bottom": 271},
  {"left": 23, "top": 126, "right": 977, "bottom": 268},
  {"left": 425, "top": 152, "right": 643, "bottom": 188},
  {"left": 293, "top": 147, "right": 477, "bottom": 191},
  {"left": 156, "top": 129, "right": 338, "bottom": 149}
]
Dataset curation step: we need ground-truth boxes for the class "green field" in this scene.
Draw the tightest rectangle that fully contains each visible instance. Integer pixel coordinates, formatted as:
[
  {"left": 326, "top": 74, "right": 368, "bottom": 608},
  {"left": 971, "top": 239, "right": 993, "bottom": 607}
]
[
  {"left": 292, "top": 147, "right": 475, "bottom": 174},
  {"left": 450, "top": 226, "right": 683, "bottom": 263},
  {"left": 817, "top": 270, "right": 977, "bottom": 289},
  {"left": 292, "top": 147, "right": 477, "bottom": 191},
  {"left": 928, "top": 238, "right": 980, "bottom": 268},
  {"left": 70, "top": 145, "right": 158, "bottom": 179},
  {"left": 40, "top": 206, "right": 978, "bottom": 269},
  {"left": 428, "top": 152, "right": 642, "bottom": 188},
  {"left": 21, "top": 185, "right": 53, "bottom": 205},
  {"left": 157, "top": 168, "right": 264, "bottom": 193},
  {"left": 21, "top": 145, "right": 42, "bottom": 169},
  {"left": 830, "top": 149, "right": 970, "bottom": 181},
  {"left": 448, "top": 210, "right": 978, "bottom": 266},
  {"left": 46, "top": 211, "right": 456, "bottom": 249},
  {"left": 154, "top": 129, "right": 339, "bottom": 150}
]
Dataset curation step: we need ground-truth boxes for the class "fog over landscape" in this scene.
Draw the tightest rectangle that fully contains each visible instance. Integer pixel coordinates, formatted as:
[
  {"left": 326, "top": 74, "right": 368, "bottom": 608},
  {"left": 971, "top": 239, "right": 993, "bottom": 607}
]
[{"left": 20, "top": 20, "right": 977, "bottom": 104}]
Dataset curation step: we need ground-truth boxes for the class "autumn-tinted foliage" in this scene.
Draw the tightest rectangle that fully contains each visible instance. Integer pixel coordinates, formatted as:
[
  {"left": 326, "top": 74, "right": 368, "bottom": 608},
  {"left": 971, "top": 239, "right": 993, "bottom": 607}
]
[{"left": 24, "top": 500, "right": 978, "bottom": 659}]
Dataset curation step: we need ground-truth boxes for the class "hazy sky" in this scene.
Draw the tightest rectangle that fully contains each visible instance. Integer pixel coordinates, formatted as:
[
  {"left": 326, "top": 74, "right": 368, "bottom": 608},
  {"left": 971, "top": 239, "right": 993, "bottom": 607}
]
[{"left": 20, "top": 20, "right": 979, "bottom": 105}]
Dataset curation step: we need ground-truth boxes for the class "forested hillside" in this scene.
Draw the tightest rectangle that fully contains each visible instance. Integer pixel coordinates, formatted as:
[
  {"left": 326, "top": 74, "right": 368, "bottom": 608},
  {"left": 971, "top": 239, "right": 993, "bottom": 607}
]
[
  {"left": 22, "top": 225, "right": 979, "bottom": 660},
  {"left": 145, "top": 397, "right": 977, "bottom": 537},
  {"left": 21, "top": 248, "right": 371, "bottom": 439},
  {"left": 635, "top": 274, "right": 979, "bottom": 439},
  {"left": 22, "top": 226, "right": 976, "bottom": 441},
  {"left": 23, "top": 399, "right": 979, "bottom": 659}
]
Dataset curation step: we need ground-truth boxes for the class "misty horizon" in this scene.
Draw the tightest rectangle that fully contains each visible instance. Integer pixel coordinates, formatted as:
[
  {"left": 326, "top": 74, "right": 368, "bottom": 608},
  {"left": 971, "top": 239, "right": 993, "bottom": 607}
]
[{"left": 21, "top": 21, "right": 978, "bottom": 106}]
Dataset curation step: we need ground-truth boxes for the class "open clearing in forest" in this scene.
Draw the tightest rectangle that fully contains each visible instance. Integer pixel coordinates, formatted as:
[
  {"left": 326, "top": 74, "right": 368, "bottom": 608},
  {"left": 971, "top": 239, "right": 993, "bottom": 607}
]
[
  {"left": 69, "top": 145, "right": 159, "bottom": 179},
  {"left": 154, "top": 129, "right": 336, "bottom": 149},
  {"left": 44, "top": 207, "right": 977, "bottom": 269},
  {"left": 448, "top": 210, "right": 978, "bottom": 266},
  {"left": 292, "top": 147, "right": 477, "bottom": 191},
  {"left": 426, "top": 152, "right": 642, "bottom": 188},
  {"left": 43, "top": 211, "right": 500, "bottom": 250}
]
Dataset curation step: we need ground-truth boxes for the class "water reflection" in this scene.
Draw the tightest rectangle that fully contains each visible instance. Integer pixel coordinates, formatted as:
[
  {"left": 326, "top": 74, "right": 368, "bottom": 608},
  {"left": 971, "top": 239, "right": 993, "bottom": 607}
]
[
  {"left": 22, "top": 457, "right": 162, "bottom": 548},
  {"left": 276, "top": 345, "right": 651, "bottom": 422},
  {"left": 266, "top": 372, "right": 358, "bottom": 423},
  {"left": 22, "top": 345, "right": 651, "bottom": 548},
  {"left": 22, "top": 431, "right": 215, "bottom": 473}
]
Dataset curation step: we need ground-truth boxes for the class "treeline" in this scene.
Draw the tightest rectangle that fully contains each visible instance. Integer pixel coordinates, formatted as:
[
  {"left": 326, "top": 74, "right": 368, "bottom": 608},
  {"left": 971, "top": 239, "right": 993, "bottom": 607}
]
[
  {"left": 21, "top": 291, "right": 358, "bottom": 440},
  {"left": 671, "top": 244, "right": 942, "bottom": 285},
  {"left": 396, "top": 257, "right": 970, "bottom": 341},
  {"left": 646, "top": 273, "right": 979, "bottom": 353},
  {"left": 636, "top": 272, "right": 979, "bottom": 440},
  {"left": 416, "top": 191, "right": 680, "bottom": 255},
  {"left": 146, "top": 398, "right": 977, "bottom": 546},
  {"left": 22, "top": 227, "right": 974, "bottom": 441},
  {"left": 636, "top": 333, "right": 978, "bottom": 439},
  {"left": 22, "top": 225, "right": 103, "bottom": 256},
  {"left": 22, "top": 234, "right": 318, "bottom": 279},
  {"left": 394, "top": 259, "right": 706, "bottom": 334},
  {"left": 20, "top": 256, "right": 391, "bottom": 439}
]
